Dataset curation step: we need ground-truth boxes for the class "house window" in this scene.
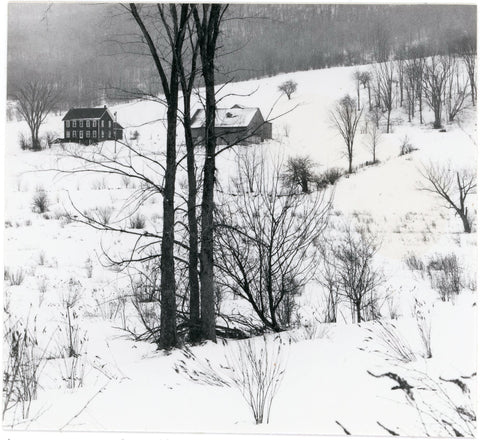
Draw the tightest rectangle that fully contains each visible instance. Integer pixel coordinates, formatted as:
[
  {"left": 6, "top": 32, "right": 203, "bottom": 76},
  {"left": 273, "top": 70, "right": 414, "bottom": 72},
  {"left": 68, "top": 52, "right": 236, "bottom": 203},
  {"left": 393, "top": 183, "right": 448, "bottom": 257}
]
[
  {"left": 66, "top": 121, "right": 70, "bottom": 128},
  {"left": 66, "top": 130, "right": 70, "bottom": 138},
  {"left": 72, "top": 121, "right": 77, "bottom": 128},
  {"left": 93, "top": 130, "right": 97, "bottom": 138},
  {"left": 72, "top": 130, "right": 77, "bottom": 137},
  {"left": 92, "top": 120, "right": 97, "bottom": 127},
  {"left": 79, "top": 131, "right": 84, "bottom": 139},
  {"left": 101, "top": 130, "right": 104, "bottom": 138},
  {"left": 108, "top": 130, "right": 112, "bottom": 138},
  {"left": 108, "top": 121, "right": 112, "bottom": 128},
  {"left": 79, "top": 120, "right": 84, "bottom": 128},
  {"left": 101, "top": 120, "right": 105, "bottom": 127},
  {"left": 86, "top": 120, "right": 90, "bottom": 128},
  {"left": 86, "top": 131, "right": 90, "bottom": 138}
]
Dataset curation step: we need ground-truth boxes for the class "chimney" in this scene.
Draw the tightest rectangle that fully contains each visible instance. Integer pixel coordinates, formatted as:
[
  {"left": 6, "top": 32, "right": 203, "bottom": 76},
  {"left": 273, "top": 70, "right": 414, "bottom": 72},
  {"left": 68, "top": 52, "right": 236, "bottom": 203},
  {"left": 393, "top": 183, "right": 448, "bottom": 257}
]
[{"left": 104, "top": 105, "right": 107, "bottom": 109}]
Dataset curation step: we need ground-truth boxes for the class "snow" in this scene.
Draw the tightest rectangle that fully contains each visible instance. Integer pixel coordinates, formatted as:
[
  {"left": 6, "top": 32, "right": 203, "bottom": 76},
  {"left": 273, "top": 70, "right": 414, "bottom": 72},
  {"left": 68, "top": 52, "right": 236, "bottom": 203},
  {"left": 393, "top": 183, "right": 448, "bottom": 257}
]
[
  {"left": 191, "top": 106, "right": 260, "bottom": 128},
  {"left": 3, "top": 61, "right": 477, "bottom": 438}
]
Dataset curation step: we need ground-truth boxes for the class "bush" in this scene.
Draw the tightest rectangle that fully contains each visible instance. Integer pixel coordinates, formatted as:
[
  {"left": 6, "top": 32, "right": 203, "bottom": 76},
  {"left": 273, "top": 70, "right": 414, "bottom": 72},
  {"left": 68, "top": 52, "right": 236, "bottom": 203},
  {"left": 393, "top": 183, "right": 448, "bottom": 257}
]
[
  {"left": 3, "top": 312, "right": 46, "bottom": 420},
  {"left": 404, "top": 253, "right": 425, "bottom": 272},
  {"left": 226, "top": 335, "right": 289, "bottom": 424},
  {"left": 44, "top": 131, "right": 58, "bottom": 148},
  {"left": 93, "top": 206, "right": 114, "bottom": 224},
  {"left": 175, "top": 335, "right": 290, "bottom": 424},
  {"left": 19, "top": 133, "right": 30, "bottom": 150},
  {"left": 129, "top": 213, "right": 146, "bottom": 229},
  {"left": 399, "top": 135, "right": 418, "bottom": 156},
  {"left": 32, "top": 189, "right": 49, "bottom": 213},
  {"left": 5, "top": 268, "right": 26, "bottom": 286},
  {"left": 318, "top": 167, "right": 344, "bottom": 187},
  {"left": 426, "top": 253, "right": 462, "bottom": 301},
  {"left": 367, "top": 320, "right": 417, "bottom": 363}
]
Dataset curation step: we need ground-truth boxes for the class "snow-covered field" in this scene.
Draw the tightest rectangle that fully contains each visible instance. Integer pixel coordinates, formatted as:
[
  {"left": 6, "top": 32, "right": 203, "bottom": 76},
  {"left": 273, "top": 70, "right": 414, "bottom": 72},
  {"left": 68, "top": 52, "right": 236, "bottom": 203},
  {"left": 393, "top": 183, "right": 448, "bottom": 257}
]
[{"left": 3, "top": 63, "right": 477, "bottom": 437}]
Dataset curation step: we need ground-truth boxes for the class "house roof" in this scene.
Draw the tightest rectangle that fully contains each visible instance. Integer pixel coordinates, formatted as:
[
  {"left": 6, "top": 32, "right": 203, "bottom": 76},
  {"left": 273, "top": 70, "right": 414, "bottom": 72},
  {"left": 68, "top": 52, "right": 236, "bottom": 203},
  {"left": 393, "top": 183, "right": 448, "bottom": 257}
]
[
  {"left": 191, "top": 105, "right": 261, "bottom": 129},
  {"left": 114, "top": 122, "right": 123, "bottom": 129},
  {"left": 62, "top": 107, "right": 108, "bottom": 120}
]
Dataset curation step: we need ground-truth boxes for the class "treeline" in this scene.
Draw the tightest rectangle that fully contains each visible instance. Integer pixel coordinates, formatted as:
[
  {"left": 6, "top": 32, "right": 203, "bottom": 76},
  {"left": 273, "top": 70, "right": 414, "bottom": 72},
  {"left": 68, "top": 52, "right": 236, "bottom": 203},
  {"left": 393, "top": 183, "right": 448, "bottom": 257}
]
[{"left": 7, "top": 3, "right": 476, "bottom": 109}]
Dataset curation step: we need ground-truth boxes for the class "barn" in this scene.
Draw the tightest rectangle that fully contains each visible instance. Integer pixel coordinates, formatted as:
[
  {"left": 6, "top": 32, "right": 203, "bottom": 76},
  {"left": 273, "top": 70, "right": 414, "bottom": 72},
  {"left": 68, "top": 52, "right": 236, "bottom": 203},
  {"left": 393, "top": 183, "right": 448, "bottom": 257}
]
[
  {"left": 191, "top": 104, "right": 272, "bottom": 145},
  {"left": 62, "top": 105, "right": 123, "bottom": 144}
]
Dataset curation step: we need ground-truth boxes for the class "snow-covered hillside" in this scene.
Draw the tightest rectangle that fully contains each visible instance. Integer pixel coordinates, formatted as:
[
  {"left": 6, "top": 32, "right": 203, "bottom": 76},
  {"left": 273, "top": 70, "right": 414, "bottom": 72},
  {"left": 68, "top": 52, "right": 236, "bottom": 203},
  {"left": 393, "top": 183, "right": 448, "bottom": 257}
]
[{"left": 3, "top": 63, "right": 477, "bottom": 436}]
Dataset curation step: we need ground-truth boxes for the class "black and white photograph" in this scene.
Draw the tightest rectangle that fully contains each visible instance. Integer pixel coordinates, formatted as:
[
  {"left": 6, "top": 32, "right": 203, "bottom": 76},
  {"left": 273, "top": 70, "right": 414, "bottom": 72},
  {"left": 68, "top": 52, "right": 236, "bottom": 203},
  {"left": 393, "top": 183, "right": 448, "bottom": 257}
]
[{"left": 3, "top": 1, "right": 477, "bottom": 437}]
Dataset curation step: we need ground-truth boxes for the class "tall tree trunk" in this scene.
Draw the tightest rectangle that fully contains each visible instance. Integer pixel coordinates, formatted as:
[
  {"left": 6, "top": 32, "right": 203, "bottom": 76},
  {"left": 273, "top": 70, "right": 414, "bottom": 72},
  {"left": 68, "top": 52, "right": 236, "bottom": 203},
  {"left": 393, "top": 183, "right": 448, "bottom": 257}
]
[
  {"left": 183, "top": 92, "right": 201, "bottom": 343},
  {"left": 159, "top": 71, "right": 179, "bottom": 350},
  {"left": 199, "top": 64, "right": 217, "bottom": 342},
  {"left": 129, "top": 3, "right": 189, "bottom": 350},
  {"left": 194, "top": 4, "right": 226, "bottom": 343}
]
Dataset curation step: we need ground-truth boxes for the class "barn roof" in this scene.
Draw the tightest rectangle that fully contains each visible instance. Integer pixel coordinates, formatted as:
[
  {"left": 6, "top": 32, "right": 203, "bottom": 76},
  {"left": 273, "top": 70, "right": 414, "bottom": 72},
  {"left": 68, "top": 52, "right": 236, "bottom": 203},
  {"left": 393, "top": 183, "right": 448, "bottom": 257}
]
[
  {"left": 62, "top": 107, "right": 108, "bottom": 120},
  {"left": 191, "top": 105, "right": 262, "bottom": 129}
]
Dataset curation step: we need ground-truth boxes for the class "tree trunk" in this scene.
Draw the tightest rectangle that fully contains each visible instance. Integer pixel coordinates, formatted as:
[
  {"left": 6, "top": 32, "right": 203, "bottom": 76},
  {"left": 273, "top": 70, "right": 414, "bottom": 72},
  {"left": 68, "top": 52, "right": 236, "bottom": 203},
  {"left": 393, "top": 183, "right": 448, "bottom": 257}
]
[
  {"left": 199, "top": 49, "right": 217, "bottom": 343},
  {"left": 183, "top": 93, "right": 201, "bottom": 343},
  {"left": 356, "top": 301, "right": 362, "bottom": 323},
  {"left": 32, "top": 126, "right": 40, "bottom": 150},
  {"left": 460, "top": 213, "right": 472, "bottom": 233},
  {"left": 159, "top": 82, "right": 179, "bottom": 350},
  {"left": 367, "top": 83, "right": 372, "bottom": 111}
]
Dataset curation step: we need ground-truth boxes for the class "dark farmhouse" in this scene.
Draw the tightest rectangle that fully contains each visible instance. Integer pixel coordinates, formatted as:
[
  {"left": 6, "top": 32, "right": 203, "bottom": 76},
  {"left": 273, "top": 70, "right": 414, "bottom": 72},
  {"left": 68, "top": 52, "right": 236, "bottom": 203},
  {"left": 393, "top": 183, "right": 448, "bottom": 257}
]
[
  {"left": 191, "top": 105, "right": 272, "bottom": 145},
  {"left": 62, "top": 106, "right": 123, "bottom": 144}
]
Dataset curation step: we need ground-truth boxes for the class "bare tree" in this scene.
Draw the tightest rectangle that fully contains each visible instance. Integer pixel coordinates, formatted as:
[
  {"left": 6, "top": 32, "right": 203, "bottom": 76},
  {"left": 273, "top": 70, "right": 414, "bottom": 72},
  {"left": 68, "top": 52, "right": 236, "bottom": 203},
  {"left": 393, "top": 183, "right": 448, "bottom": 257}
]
[
  {"left": 215, "top": 151, "right": 332, "bottom": 332},
  {"left": 332, "top": 227, "right": 384, "bottom": 323},
  {"left": 353, "top": 70, "right": 361, "bottom": 111},
  {"left": 446, "top": 58, "right": 470, "bottom": 122},
  {"left": 359, "top": 71, "right": 372, "bottom": 110},
  {"left": 423, "top": 55, "right": 452, "bottom": 129},
  {"left": 193, "top": 4, "right": 229, "bottom": 343},
  {"left": 330, "top": 95, "right": 363, "bottom": 174},
  {"left": 374, "top": 61, "right": 395, "bottom": 133},
  {"left": 283, "top": 155, "right": 317, "bottom": 193},
  {"left": 364, "top": 120, "right": 382, "bottom": 163},
  {"left": 317, "top": 242, "right": 341, "bottom": 323},
  {"left": 278, "top": 79, "right": 298, "bottom": 100},
  {"left": 420, "top": 163, "right": 476, "bottom": 233},
  {"left": 12, "top": 79, "right": 59, "bottom": 150},
  {"left": 458, "top": 34, "right": 476, "bottom": 106}
]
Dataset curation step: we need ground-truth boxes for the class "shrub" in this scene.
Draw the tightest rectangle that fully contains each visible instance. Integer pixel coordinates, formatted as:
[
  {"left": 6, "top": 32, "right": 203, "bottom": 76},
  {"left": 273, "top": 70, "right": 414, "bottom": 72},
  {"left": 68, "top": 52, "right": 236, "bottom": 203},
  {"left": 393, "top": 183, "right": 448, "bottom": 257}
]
[
  {"left": 44, "top": 131, "right": 58, "bottom": 148},
  {"left": 93, "top": 206, "right": 114, "bottom": 224},
  {"left": 320, "top": 167, "right": 344, "bottom": 186},
  {"left": 226, "top": 335, "right": 289, "bottom": 424},
  {"left": 399, "top": 135, "right": 418, "bottom": 156},
  {"left": 129, "top": 213, "right": 146, "bottom": 229},
  {"left": 3, "top": 313, "right": 46, "bottom": 420},
  {"left": 6, "top": 268, "right": 26, "bottom": 286},
  {"left": 32, "top": 189, "right": 49, "bottom": 213},
  {"left": 367, "top": 320, "right": 417, "bottom": 363},
  {"left": 19, "top": 133, "right": 30, "bottom": 150},
  {"left": 404, "top": 253, "right": 425, "bottom": 272},
  {"left": 426, "top": 253, "right": 462, "bottom": 301},
  {"left": 175, "top": 335, "right": 289, "bottom": 425},
  {"left": 413, "top": 299, "right": 432, "bottom": 359}
]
